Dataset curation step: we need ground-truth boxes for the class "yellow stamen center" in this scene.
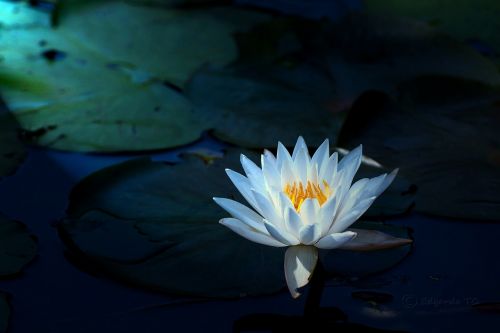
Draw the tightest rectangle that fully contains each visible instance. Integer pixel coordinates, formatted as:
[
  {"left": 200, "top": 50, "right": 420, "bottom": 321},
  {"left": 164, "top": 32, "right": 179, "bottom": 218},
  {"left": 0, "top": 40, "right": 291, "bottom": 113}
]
[{"left": 284, "top": 180, "right": 332, "bottom": 212}]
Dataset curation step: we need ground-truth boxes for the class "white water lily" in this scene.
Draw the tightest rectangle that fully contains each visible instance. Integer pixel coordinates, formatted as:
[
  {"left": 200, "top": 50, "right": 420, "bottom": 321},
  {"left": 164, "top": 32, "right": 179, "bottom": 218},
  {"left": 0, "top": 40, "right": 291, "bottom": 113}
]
[{"left": 214, "top": 137, "right": 398, "bottom": 298}]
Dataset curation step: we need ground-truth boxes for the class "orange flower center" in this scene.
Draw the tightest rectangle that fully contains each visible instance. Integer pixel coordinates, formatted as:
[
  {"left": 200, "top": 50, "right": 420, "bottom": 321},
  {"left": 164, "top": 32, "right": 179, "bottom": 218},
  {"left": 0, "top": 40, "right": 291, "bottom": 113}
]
[{"left": 284, "top": 180, "right": 332, "bottom": 211}]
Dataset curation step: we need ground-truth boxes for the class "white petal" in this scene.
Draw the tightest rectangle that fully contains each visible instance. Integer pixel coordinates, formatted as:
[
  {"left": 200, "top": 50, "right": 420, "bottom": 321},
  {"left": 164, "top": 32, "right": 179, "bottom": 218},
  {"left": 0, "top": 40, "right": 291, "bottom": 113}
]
[
  {"left": 319, "top": 195, "right": 338, "bottom": 234},
  {"left": 261, "top": 153, "right": 281, "bottom": 191},
  {"left": 225, "top": 169, "right": 259, "bottom": 210},
  {"left": 277, "top": 141, "right": 292, "bottom": 170},
  {"left": 311, "top": 139, "right": 329, "bottom": 171},
  {"left": 220, "top": 218, "right": 286, "bottom": 247},
  {"left": 284, "top": 207, "right": 303, "bottom": 238},
  {"left": 320, "top": 152, "right": 338, "bottom": 184},
  {"left": 294, "top": 147, "right": 309, "bottom": 184},
  {"left": 298, "top": 198, "right": 320, "bottom": 225},
  {"left": 264, "top": 220, "right": 298, "bottom": 245},
  {"left": 263, "top": 149, "right": 277, "bottom": 165},
  {"left": 213, "top": 197, "right": 266, "bottom": 234},
  {"left": 240, "top": 154, "right": 267, "bottom": 194},
  {"left": 284, "top": 245, "right": 318, "bottom": 298},
  {"left": 349, "top": 177, "right": 371, "bottom": 198},
  {"left": 280, "top": 154, "right": 296, "bottom": 187},
  {"left": 252, "top": 190, "right": 284, "bottom": 229},
  {"left": 315, "top": 231, "right": 357, "bottom": 249},
  {"left": 299, "top": 224, "right": 321, "bottom": 245},
  {"left": 330, "top": 196, "right": 376, "bottom": 233},
  {"left": 338, "top": 178, "right": 370, "bottom": 214},
  {"left": 336, "top": 145, "right": 362, "bottom": 191},
  {"left": 338, "top": 145, "right": 363, "bottom": 172},
  {"left": 292, "top": 136, "right": 308, "bottom": 160},
  {"left": 307, "top": 162, "right": 318, "bottom": 186},
  {"left": 375, "top": 168, "right": 398, "bottom": 196}
]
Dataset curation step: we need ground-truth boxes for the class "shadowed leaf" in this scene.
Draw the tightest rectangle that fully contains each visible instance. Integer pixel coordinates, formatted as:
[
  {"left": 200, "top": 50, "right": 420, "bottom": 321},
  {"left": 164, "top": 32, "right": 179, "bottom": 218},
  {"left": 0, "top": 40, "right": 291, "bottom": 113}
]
[
  {"left": 0, "top": 104, "right": 25, "bottom": 179},
  {"left": 0, "top": 2, "right": 269, "bottom": 152},
  {"left": 0, "top": 216, "right": 37, "bottom": 278},
  {"left": 338, "top": 76, "right": 500, "bottom": 220}
]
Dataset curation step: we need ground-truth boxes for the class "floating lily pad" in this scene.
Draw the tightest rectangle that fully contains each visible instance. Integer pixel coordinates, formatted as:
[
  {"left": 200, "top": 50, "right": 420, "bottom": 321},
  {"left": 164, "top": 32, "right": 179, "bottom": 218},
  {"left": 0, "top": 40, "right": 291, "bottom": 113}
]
[
  {"left": 322, "top": 14, "right": 500, "bottom": 101},
  {"left": 0, "top": 104, "right": 25, "bottom": 179},
  {"left": 338, "top": 76, "right": 500, "bottom": 220},
  {"left": 55, "top": 1, "right": 270, "bottom": 87},
  {"left": 0, "top": 292, "right": 10, "bottom": 333},
  {"left": 236, "top": 14, "right": 500, "bottom": 98},
  {"left": 0, "top": 215, "right": 37, "bottom": 278},
  {"left": 59, "top": 149, "right": 412, "bottom": 298},
  {"left": 0, "top": 1, "right": 53, "bottom": 28},
  {"left": 185, "top": 13, "right": 500, "bottom": 150},
  {"left": 0, "top": 2, "right": 269, "bottom": 152},
  {"left": 0, "top": 26, "right": 206, "bottom": 152},
  {"left": 186, "top": 62, "right": 344, "bottom": 149},
  {"left": 365, "top": 0, "right": 500, "bottom": 63}
]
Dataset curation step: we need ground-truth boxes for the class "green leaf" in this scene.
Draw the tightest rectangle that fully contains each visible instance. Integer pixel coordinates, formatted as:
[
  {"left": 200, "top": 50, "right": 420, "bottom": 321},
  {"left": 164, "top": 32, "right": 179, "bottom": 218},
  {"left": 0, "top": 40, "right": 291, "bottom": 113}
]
[
  {"left": 186, "top": 63, "right": 344, "bottom": 149},
  {"left": 0, "top": 106, "right": 25, "bottom": 179},
  {"left": 0, "top": 1, "right": 53, "bottom": 28},
  {"left": 322, "top": 14, "right": 500, "bottom": 101},
  {"left": 0, "top": 3, "right": 269, "bottom": 152},
  {"left": 55, "top": 1, "right": 270, "bottom": 87},
  {"left": 0, "top": 26, "right": 205, "bottom": 152},
  {"left": 0, "top": 292, "right": 10, "bottom": 333},
  {"left": 185, "top": 13, "right": 500, "bottom": 150},
  {"left": 0, "top": 215, "right": 37, "bottom": 278},
  {"left": 338, "top": 76, "right": 500, "bottom": 220},
  {"left": 59, "top": 149, "right": 412, "bottom": 298},
  {"left": 236, "top": 13, "right": 500, "bottom": 98},
  {"left": 365, "top": 0, "right": 500, "bottom": 65}
]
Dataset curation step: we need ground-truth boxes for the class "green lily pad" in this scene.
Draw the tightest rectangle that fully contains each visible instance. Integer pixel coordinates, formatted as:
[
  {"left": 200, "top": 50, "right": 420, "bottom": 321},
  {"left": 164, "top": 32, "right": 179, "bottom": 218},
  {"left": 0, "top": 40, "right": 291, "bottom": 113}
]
[
  {"left": 0, "top": 292, "right": 10, "bottom": 333},
  {"left": 322, "top": 14, "right": 500, "bottom": 101},
  {"left": 365, "top": 0, "right": 500, "bottom": 64},
  {"left": 0, "top": 105, "right": 25, "bottom": 179},
  {"left": 0, "top": 215, "right": 37, "bottom": 278},
  {"left": 0, "top": 1, "right": 52, "bottom": 28},
  {"left": 185, "top": 13, "right": 500, "bottom": 150},
  {"left": 236, "top": 14, "right": 500, "bottom": 96},
  {"left": 55, "top": 1, "right": 270, "bottom": 87},
  {"left": 0, "top": 3, "right": 269, "bottom": 152},
  {"left": 186, "top": 62, "right": 345, "bottom": 149},
  {"left": 0, "top": 26, "right": 205, "bottom": 152},
  {"left": 338, "top": 76, "right": 500, "bottom": 220},
  {"left": 59, "top": 149, "right": 412, "bottom": 298}
]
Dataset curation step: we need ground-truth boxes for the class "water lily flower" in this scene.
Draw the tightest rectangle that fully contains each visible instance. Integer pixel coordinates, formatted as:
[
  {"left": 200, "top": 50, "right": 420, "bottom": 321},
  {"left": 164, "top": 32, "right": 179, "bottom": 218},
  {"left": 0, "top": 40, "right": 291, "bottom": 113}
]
[{"left": 213, "top": 137, "right": 398, "bottom": 298}]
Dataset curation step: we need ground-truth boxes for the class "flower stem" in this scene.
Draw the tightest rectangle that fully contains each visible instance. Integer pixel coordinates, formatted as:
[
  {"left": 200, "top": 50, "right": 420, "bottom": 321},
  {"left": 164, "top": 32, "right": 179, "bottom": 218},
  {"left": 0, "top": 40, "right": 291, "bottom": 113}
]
[{"left": 304, "top": 258, "right": 326, "bottom": 318}]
